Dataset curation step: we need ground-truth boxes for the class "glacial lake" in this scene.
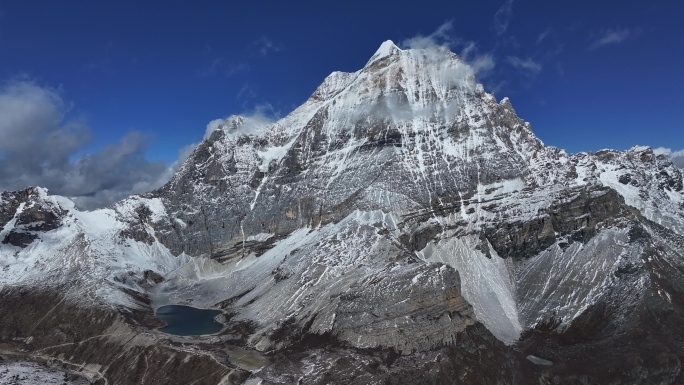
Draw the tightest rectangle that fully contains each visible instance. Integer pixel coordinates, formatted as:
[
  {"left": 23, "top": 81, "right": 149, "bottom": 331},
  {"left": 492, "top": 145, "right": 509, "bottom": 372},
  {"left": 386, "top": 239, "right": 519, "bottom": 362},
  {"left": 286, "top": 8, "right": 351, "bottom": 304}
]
[{"left": 156, "top": 305, "right": 223, "bottom": 336}]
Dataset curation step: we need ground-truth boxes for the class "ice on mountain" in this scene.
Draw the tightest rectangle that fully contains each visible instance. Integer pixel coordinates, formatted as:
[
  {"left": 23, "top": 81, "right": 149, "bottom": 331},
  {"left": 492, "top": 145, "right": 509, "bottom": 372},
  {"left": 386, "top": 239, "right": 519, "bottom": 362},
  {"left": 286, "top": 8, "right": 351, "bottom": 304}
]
[{"left": 366, "top": 40, "right": 401, "bottom": 66}]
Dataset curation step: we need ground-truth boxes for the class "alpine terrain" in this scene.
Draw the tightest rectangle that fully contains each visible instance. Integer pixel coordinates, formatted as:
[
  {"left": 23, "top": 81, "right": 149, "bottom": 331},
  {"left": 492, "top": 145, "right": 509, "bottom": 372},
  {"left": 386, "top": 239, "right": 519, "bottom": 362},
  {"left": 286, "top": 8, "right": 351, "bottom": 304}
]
[{"left": 1, "top": 41, "right": 684, "bottom": 384}]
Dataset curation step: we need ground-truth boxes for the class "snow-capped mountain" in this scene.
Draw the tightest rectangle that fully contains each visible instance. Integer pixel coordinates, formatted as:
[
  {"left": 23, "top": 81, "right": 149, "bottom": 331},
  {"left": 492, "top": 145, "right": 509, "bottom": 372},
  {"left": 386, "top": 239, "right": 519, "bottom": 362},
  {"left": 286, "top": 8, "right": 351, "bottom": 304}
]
[{"left": 1, "top": 41, "right": 684, "bottom": 384}]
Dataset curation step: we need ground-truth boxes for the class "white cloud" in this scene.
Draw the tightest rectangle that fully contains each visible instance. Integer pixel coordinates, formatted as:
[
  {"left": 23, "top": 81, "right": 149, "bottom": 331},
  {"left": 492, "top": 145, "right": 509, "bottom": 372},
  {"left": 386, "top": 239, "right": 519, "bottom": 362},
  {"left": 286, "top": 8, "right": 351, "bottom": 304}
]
[
  {"left": 654, "top": 147, "right": 684, "bottom": 169},
  {"left": 493, "top": 0, "right": 514, "bottom": 36},
  {"left": 653, "top": 147, "right": 670, "bottom": 156},
  {"left": 204, "top": 118, "right": 225, "bottom": 139},
  {"left": 237, "top": 82, "right": 257, "bottom": 99},
  {"left": 536, "top": 28, "right": 551, "bottom": 45},
  {"left": 254, "top": 36, "right": 281, "bottom": 56},
  {"left": 197, "top": 45, "right": 249, "bottom": 78},
  {"left": 0, "top": 80, "right": 170, "bottom": 209},
  {"left": 401, "top": 21, "right": 454, "bottom": 50},
  {"left": 589, "top": 29, "right": 630, "bottom": 50},
  {"left": 149, "top": 142, "right": 200, "bottom": 186},
  {"left": 204, "top": 104, "right": 277, "bottom": 140},
  {"left": 197, "top": 57, "right": 224, "bottom": 77},
  {"left": 506, "top": 56, "right": 542, "bottom": 73},
  {"left": 458, "top": 41, "right": 496, "bottom": 78},
  {"left": 401, "top": 23, "right": 496, "bottom": 79},
  {"left": 468, "top": 53, "right": 496, "bottom": 76},
  {"left": 174, "top": 143, "right": 198, "bottom": 169}
]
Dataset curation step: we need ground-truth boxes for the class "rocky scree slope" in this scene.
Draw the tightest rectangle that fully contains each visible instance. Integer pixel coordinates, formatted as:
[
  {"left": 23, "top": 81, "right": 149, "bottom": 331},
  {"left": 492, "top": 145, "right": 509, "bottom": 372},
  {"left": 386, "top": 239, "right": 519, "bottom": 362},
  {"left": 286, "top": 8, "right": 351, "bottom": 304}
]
[{"left": 1, "top": 41, "right": 684, "bottom": 384}]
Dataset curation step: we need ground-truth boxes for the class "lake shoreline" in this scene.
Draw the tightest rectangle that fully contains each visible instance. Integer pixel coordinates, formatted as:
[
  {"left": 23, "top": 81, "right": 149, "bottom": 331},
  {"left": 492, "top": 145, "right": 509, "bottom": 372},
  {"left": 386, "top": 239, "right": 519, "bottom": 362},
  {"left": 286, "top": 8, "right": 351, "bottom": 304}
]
[{"left": 154, "top": 304, "right": 226, "bottom": 337}]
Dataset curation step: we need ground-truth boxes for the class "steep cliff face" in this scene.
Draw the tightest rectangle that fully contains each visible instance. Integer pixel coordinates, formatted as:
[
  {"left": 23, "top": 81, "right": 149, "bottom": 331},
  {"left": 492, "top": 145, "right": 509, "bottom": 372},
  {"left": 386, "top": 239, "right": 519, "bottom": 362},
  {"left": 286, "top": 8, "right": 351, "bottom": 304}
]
[
  {"left": 1, "top": 41, "right": 683, "bottom": 384},
  {"left": 153, "top": 41, "right": 566, "bottom": 258}
]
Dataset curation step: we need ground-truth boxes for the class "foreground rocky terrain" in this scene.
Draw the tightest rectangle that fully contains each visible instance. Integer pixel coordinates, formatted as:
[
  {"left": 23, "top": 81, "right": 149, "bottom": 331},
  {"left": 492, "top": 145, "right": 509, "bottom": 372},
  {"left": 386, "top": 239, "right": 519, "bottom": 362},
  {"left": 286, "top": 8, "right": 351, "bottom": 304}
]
[
  {"left": 0, "top": 359, "right": 90, "bottom": 385},
  {"left": 1, "top": 41, "right": 683, "bottom": 384}
]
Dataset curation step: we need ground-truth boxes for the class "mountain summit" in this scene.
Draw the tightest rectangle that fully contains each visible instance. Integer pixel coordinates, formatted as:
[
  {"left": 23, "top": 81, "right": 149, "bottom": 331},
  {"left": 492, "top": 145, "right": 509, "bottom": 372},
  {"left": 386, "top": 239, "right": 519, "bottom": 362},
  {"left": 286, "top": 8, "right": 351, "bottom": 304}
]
[{"left": 1, "top": 42, "right": 684, "bottom": 384}]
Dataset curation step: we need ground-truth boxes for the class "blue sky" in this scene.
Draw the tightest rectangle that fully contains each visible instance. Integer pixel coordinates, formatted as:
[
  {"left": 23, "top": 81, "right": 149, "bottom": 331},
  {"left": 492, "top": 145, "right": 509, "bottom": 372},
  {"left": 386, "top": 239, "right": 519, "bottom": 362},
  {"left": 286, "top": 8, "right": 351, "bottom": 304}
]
[{"left": 1, "top": 1, "right": 683, "bottom": 207}]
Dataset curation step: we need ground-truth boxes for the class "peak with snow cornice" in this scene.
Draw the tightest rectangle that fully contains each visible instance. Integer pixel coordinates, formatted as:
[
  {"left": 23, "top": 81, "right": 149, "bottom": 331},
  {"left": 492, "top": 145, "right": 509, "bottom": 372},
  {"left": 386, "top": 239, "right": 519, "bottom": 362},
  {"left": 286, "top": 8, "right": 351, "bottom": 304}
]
[{"left": 365, "top": 40, "right": 402, "bottom": 66}]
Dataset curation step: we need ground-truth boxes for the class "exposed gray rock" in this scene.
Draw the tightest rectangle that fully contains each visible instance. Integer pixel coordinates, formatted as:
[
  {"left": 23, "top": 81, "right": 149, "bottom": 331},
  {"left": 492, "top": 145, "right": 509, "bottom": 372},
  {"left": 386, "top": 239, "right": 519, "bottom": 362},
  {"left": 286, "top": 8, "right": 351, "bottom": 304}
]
[
  {"left": 484, "top": 186, "right": 632, "bottom": 260},
  {"left": 1, "top": 187, "right": 65, "bottom": 247}
]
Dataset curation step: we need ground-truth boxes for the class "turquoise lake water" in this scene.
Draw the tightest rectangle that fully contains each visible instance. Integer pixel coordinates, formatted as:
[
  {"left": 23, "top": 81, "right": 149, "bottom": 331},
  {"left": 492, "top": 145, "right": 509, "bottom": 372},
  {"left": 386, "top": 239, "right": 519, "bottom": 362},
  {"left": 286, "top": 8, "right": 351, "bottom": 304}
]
[{"left": 156, "top": 305, "right": 223, "bottom": 336}]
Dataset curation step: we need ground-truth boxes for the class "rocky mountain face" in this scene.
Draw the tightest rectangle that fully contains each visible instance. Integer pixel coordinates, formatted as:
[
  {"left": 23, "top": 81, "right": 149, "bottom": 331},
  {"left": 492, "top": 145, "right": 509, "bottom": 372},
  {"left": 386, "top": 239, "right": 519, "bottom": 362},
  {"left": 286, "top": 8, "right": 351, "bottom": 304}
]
[{"left": 1, "top": 41, "right": 684, "bottom": 384}]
